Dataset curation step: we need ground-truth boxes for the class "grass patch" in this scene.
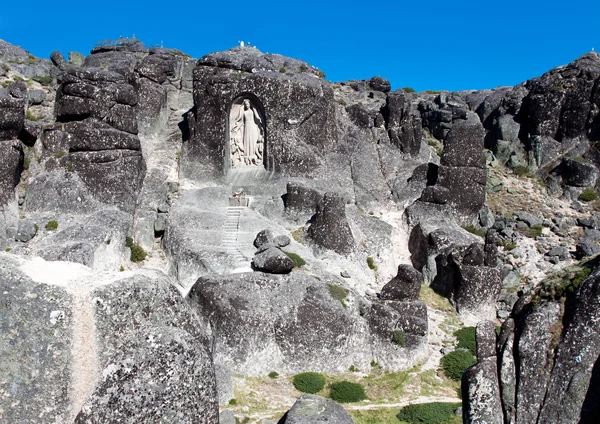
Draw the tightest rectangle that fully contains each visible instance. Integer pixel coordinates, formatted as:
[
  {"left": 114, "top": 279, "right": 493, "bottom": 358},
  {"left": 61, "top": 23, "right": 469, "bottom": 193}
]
[
  {"left": 268, "top": 371, "right": 279, "bottom": 379},
  {"left": 53, "top": 150, "right": 67, "bottom": 159},
  {"left": 397, "top": 402, "right": 462, "bottom": 424},
  {"left": 454, "top": 327, "right": 476, "bottom": 356},
  {"left": 392, "top": 330, "right": 405, "bottom": 347},
  {"left": 23, "top": 156, "right": 31, "bottom": 170},
  {"left": 579, "top": 187, "right": 598, "bottom": 202},
  {"left": 440, "top": 350, "right": 477, "bottom": 381},
  {"left": 360, "top": 369, "right": 411, "bottom": 402},
  {"left": 535, "top": 255, "right": 599, "bottom": 301},
  {"left": 45, "top": 220, "right": 58, "bottom": 231},
  {"left": 282, "top": 250, "right": 306, "bottom": 267},
  {"left": 518, "top": 224, "right": 543, "bottom": 238},
  {"left": 337, "top": 99, "right": 347, "bottom": 106},
  {"left": 367, "top": 256, "right": 378, "bottom": 270},
  {"left": 462, "top": 225, "right": 485, "bottom": 238},
  {"left": 513, "top": 165, "right": 530, "bottom": 177},
  {"left": 402, "top": 87, "right": 416, "bottom": 93},
  {"left": 327, "top": 283, "right": 348, "bottom": 307},
  {"left": 25, "top": 109, "right": 43, "bottom": 121},
  {"left": 32, "top": 75, "right": 52, "bottom": 86},
  {"left": 290, "top": 227, "right": 304, "bottom": 244},
  {"left": 292, "top": 372, "right": 326, "bottom": 394},
  {"left": 350, "top": 408, "right": 402, "bottom": 424},
  {"left": 329, "top": 381, "right": 367, "bottom": 403},
  {"left": 497, "top": 239, "right": 517, "bottom": 250},
  {"left": 420, "top": 285, "right": 454, "bottom": 312},
  {"left": 125, "top": 236, "right": 134, "bottom": 248}
]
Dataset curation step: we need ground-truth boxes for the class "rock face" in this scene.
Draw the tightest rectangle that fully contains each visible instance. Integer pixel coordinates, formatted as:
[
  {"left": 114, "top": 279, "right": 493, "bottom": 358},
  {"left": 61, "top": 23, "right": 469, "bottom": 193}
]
[
  {"left": 0, "top": 255, "right": 219, "bottom": 423},
  {"left": 47, "top": 67, "right": 145, "bottom": 212},
  {"left": 280, "top": 394, "right": 354, "bottom": 424},
  {"left": 181, "top": 47, "right": 337, "bottom": 179},
  {"left": 464, "top": 263, "right": 600, "bottom": 424},
  {"left": 0, "top": 82, "right": 25, "bottom": 243},
  {"left": 383, "top": 91, "right": 422, "bottom": 156},
  {"left": 380, "top": 264, "right": 423, "bottom": 301},
  {"left": 187, "top": 272, "right": 427, "bottom": 380},
  {"left": 307, "top": 193, "right": 354, "bottom": 254}
]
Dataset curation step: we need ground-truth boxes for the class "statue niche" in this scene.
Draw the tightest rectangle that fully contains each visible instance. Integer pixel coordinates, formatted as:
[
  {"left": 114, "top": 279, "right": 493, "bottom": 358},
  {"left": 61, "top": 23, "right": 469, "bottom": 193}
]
[{"left": 229, "top": 97, "right": 265, "bottom": 168}]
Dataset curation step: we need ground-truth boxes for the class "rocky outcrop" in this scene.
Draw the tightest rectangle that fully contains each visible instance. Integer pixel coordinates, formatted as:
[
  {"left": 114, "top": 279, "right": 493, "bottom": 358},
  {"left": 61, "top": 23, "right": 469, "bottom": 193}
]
[
  {"left": 380, "top": 264, "right": 423, "bottom": 301},
  {"left": 252, "top": 229, "right": 294, "bottom": 273},
  {"left": 0, "top": 255, "right": 218, "bottom": 423},
  {"left": 45, "top": 67, "right": 145, "bottom": 213},
  {"left": 383, "top": 91, "right": 422, "bottom": 156},
  {"left": 0, "top": 82, "right": 25, "bottom": 244},
  {"left": 280, "top": 394, "right": 354, "bottom": 424},
  {"left": 465, "top": 260, "right": 600, "bottom": 423}
]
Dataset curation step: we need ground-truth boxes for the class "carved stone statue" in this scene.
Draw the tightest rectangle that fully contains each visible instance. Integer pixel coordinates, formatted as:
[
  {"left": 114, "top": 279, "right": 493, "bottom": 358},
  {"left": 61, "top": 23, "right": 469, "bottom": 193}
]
[{"left": 230, "top": 98, "right": 264, "bottom": 167}]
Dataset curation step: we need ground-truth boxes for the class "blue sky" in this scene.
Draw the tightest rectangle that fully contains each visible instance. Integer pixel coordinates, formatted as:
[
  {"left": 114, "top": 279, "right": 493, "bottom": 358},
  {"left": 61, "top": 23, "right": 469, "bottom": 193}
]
[{"left": 1, "top": 0, "right": 598, "bottom": 92}]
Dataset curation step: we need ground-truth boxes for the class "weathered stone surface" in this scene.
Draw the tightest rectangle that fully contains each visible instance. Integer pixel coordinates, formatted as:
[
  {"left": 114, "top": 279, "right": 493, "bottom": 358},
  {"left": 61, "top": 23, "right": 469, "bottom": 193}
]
[
  {"left": 284, "top": 182, "right": 322, "bottom": 216},
  {"left": 454, "top": 264, "right": 502, "bottom": 319},
  {"left": 280, "top": 394, "right": 353, "bottom": 424},
  {"left": 384, "top": 91, "right": 422, "bottom": 156},
  {"left": 0, "top": 139, "right": 23, "bottom": 204},
  {"left": 367, "top": 300, "right": 428, "bottom": 349},
  {"left": 576, "top": 228, "right": 600, "bottom": 258},
  {"left": 537, "top": 267, "right": 600, "bottom": 423},
  {"left": 254, "top": 228, "right": 274, "bottom": 248},
  {"left": 15, "top": 219, "right": 37, "bottom": 242},
  {"left": 50, "top": 50, "right": 66, "bottom": 68},
  {"left": 561, "top": 158, "right": 599, "bottom": 187},
  {"left": 0, "top": 254, "right": 73, "bottom": 424},
  {"left": 0, "top": 93, "right": 26, "bottom": 141},
  {"left": 307, "top": 193, "right": 354, "bottom": 254},
  {"left": 462, "top": 358, "right": 503, "bottom": 424},
  {"left": 475, "top": 320, "right": 496, "bottom": 361},
  {"left": 380, "top": 264, "right": 423, "bottom": 301},
  {"left": 441, "top": 116, "right": 485, "bottom": 169}
]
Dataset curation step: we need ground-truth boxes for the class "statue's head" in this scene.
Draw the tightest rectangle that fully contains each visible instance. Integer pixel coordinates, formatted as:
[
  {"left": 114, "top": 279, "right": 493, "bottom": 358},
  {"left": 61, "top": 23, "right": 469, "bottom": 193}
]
[{"left": 243, "top": 99, "right": 250, "bottom": 109}]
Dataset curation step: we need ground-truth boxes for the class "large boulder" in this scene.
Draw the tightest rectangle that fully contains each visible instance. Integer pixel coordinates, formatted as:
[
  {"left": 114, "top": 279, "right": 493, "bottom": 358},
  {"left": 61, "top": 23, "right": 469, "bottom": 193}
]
[
  {"left": 379, "top": 264, "right": 423, "bottom": 301},
  {"left": 383, "top": 91, "right": 422, "bottom": 156},
  {"left": 0, "top": 255, "right": 219, "bottom": 423},
  {"left": 280, "top": 394, "right": 354, "bottom": 424},
  {"left": 307, "top": 193, "right": 354, "bottom": 254}
]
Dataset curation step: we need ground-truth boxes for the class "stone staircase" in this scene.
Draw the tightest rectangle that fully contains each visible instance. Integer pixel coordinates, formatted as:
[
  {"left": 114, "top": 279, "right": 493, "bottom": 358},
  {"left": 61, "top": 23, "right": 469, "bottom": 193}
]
[{"left": 222, "top": 205, "right": 251, "bottom": 271}]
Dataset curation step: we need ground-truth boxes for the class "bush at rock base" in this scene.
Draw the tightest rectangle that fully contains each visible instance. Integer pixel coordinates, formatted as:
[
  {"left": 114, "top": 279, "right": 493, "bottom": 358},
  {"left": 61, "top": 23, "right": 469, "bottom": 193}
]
[
  {"left": 367, "top": 257, "right": 377, "bottom": 270},
  {"left": 130, "top": 243, "right": 147, "bottom": 263},
  {"left": 268, "top": 371, "right": 279, "bottom": 379},
  {"left": 440, "top": 349, "right": 477, "bottom": 381},
  {"left": 396, "top": 402, "right": 462, "bottom": 423},
  {"left": 454, "top": 327, "right": 476, "bottom": 356},
  {"left": 282, "top": 250, "right": 306, "bottom": 267},
  {"left": 292, "top": 372, "right": 326, "bottom": 394},
  {"left": 579, "top": 187, "right": 598, "bottom": 202},
  {"left": 329, "top": 381, "right": 367, "bottom": 403}
]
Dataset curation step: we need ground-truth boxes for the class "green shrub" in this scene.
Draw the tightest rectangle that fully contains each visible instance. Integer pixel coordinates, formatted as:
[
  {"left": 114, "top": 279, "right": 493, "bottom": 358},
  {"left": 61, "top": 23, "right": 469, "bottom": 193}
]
[
  {"left": 337, "top": 99, "right": 347, "bottom": 106},
  {"left": 580, "top": 188, "right": 598, "bottom": 202},
  {"left": 268, "top": 371, "right": 279, "bottom": 379},
  {"left": 349, "top": 365, "right": 357, "bottom": 372},
  {"left": 130, "top": 243, "right": 147, "bottom": 263},
  {"left": 367, "top": 257, "right": 377, "bottom": 270},
  {"left": 32, "top": 75, "right": 52, "bottom": 86},
  {"left": 228, "top": 398, "right": 237, "bottom": 405},
  {"left": 327, "top": 283, "right": 348, "bottom": 306},
  {"left": 402, "top": 87, "right": 416, "bottom": 93},
  {"left": 392, "top": 330, "right": 405, "bottom": 347},
  {"left": 283, "top": 250, "right": 306, "bottom": 267},
  {"left": 440, "top": 349, "right": 477, "bottom": 381},
  {"left": 329, "top": 381, "right": 367, "bottom": 403},
  {"left": 299, "top": 64, "right": 308, "bottom": 72},
  {"left": 455, "top": 327, "right": 476, "bottom": 356},
  {"left": 5, "top": 248, "right": 11, "bottom": 252},
  {"left": 397, "top": 402, "right": 462, "bottom": 423},
  {"left": 293, "top": 372, "right": 325, "bottom": 394},
  {"left": 53, "top": 150, "right": 67, "bottom": 159},
  {"left": 125, "top": 236, "right": 134, "bottom": 248},
  {"left": 497, "top": 239, "right": 517, "bottom": 250},
  {"left": 45, "top": 220, "right": 58, "bottom": 231},
  {"left": 463, "top": 224, "right": 486, "bottom": 238},
  {"left": 279, "top": 66, "right": 286, "bottom": 73},
  {"left": 513, "top": 165, "right": 529, "bottom": 177},
  {"left": 23, "top": 156, "right": 31, "bottom": 170}
]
